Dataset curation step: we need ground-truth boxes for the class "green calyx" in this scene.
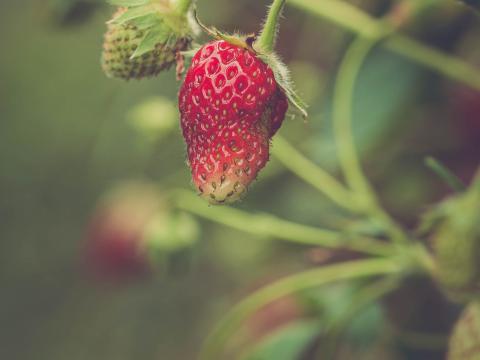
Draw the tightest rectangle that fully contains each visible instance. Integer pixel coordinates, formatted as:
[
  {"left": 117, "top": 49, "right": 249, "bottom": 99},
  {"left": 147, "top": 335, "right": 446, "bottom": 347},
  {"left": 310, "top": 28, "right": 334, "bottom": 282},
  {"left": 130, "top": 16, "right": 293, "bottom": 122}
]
[
  {"left": 102, "top": 0, "right": 196, "bottom": 80},
  {"left": 431, "top": 170, "right": 480, "bottom": 302}
]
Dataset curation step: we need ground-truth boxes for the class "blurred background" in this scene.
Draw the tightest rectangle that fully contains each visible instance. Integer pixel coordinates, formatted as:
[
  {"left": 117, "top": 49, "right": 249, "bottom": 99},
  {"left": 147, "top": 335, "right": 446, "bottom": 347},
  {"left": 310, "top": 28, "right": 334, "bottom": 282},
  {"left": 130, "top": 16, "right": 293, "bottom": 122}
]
[{"left": 1, "top": 0, "right": 479, "bottom": 359}]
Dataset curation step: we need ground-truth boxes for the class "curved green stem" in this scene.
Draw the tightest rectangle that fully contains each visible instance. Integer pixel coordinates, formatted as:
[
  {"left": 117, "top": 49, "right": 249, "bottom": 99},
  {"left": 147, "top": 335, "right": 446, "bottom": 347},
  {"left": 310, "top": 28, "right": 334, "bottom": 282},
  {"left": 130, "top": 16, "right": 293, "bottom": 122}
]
[
  {"left": 272, "top": 136, "right": 360, "bottom": 212},
  {"left": 256, "top": 0, "right": 286, "bottom": 53},
  {"left": 173, "top": 0, "right": 194, "bottom": 15},
  {"left": 288, "top": 0, "right": 480, "bottom": 92},
  {"left": 333, "top": 38, "right": 376, "bottom": 200},
  {"left": 199, "top": 257, "right": 404, "bottom": 360},
  {"left": 333, "top": 36, "right": 408, "bottom": 244},
  {"left": 172, "top": 189, "right": 394, "bottom": 256}
]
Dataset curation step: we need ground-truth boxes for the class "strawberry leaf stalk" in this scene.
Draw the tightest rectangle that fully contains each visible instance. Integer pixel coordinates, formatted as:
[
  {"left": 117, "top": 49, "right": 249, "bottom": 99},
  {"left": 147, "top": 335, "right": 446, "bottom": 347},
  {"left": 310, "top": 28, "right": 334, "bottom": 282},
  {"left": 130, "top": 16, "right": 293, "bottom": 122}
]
[
  {"left": 179, "top": 0, "right": 307, "bottom": 204},
  {"left": 101, "top": 0, "right": 197, "bottom": 80}
]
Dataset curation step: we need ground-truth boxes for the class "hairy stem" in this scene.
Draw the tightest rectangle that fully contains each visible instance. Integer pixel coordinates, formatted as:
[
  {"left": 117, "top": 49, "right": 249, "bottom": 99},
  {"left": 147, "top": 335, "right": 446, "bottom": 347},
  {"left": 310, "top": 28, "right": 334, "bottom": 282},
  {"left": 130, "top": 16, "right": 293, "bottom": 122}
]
[
  {"left": 256, "top": 0, "right": 286, "bottom": 53},
  {"left": 288, "top": 0, "right": 480, "bottom": 92},
  {"left": 272, "top": 136, "right": 359, "bottom": 212},
  {"left": 333, "top": 36, "right": 408, "bottom": 244},
  {"left": 333, "top": 37, "right": 378, "bottom": 203},
  {"left": 199, "top": 257, "right": 405, "bottom": 360},
  {"left": 172, "top": 189, "right": 394, "bottom": 256}
]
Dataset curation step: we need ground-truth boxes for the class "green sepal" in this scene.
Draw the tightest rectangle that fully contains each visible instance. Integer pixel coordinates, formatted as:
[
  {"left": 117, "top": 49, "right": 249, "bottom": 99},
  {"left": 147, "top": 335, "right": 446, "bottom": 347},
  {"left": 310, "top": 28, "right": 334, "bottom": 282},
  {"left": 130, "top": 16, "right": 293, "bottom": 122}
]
[
  {"left": 107, "top": 0, "right": 149, "bottom": 6},
  {"left": 192, "top": 9, "right": 250, "bottom": 49},
  {"left": 131, "top": 22, "right": 172, "bottom": 58},
  {"left": 258, "top": 52, "right": 308, "bottom": 119},
  {"left": 128, "top": 13, "right": 160, "bottom": 30},
  {"left": 109, "top": 5, "right": 156, "bottom": 25}
]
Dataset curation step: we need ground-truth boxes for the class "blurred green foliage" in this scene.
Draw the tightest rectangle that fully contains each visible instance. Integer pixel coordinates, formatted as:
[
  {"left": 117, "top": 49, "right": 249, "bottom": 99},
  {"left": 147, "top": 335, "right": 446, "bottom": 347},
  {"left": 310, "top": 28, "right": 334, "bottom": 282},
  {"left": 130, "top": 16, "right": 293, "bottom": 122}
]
[{"left": 0, "top": 1, "right": 479, "bottom": 359}]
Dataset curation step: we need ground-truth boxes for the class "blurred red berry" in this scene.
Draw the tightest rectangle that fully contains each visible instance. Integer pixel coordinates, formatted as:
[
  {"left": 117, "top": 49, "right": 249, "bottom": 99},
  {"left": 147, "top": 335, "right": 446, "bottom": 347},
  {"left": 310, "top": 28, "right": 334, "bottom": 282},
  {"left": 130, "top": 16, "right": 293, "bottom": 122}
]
[{"left": 84, "top": 183, "right": 163, "bottom": 283}]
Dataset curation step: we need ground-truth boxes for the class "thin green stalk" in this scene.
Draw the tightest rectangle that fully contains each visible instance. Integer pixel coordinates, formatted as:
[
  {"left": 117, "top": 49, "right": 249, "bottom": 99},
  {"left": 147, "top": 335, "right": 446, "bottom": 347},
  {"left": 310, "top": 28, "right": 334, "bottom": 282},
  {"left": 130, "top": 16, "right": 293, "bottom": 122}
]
[
  {"left": 256, "top": 0, "right": 286, "bottom": 52},
  {"left": 320, "top": 276, "right": 401, "bottom": 359},
  {"left": 288, "top": 0, "right": 480, "bottom": 92},
  {"left": 425, "top": 156, "right": 466, "bottom": 192},
  {"left": 199, "top": 257, "right": 404, "bottom": 360},
  {"left": 272, "top": 136, "right": 359, "bottom": 212},
  {"left": 333, "top": 36, "right": 408, "bottom": 244},
  {"left": 172, "top": 189, "right": 394, "bottom": 256},
  {"left": 173, "top": 0, "right": 194, "bottom": 15},
  {"left": 333, "top": 37, "right": 377, "bottom": 204}
]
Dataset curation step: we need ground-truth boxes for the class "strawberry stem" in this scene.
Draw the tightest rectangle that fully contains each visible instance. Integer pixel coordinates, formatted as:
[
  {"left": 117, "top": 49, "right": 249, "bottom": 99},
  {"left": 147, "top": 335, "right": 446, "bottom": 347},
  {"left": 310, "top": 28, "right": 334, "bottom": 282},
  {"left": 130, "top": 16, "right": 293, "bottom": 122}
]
[
  {"left": 174, "top": 0, "right": 194, "bottom": 16},
  {"left": 256, "top": 0, "right": 286, "bottom": 53},
  {"left": 172, "top": 189, "right": 395, "bottom": 256}
]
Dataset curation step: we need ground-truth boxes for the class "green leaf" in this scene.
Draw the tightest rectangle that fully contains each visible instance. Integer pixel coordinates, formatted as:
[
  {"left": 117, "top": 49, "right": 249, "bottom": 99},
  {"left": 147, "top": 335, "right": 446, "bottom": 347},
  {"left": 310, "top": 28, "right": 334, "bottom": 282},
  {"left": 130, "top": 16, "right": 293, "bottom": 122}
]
[
  {"left": 308, "top": 47, "right": 424, "bottom": 169},
  {"left": 107, "top": 0, "right": 149, "bottom": 6},
  {"left": 241, "top": 320, "right": 320, "bottom": 360},
  {"left": 131, "top": 23, "right": 170, "bottom": 58}
]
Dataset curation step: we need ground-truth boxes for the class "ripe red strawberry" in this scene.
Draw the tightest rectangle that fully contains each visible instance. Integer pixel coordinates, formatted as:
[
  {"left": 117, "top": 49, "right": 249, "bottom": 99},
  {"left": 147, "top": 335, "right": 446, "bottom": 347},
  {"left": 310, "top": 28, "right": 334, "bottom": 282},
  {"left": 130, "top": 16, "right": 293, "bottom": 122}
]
[{"left": 178, "top": 40, "right": 288, "bottom": 204}]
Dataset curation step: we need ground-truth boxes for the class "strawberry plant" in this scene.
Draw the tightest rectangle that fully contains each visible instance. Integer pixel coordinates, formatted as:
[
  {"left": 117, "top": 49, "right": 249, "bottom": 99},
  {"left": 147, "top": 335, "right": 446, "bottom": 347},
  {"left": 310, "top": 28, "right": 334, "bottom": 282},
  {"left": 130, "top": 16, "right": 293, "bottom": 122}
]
[{"left": 94, "top": 0, "right": 480, "bottom": 359}]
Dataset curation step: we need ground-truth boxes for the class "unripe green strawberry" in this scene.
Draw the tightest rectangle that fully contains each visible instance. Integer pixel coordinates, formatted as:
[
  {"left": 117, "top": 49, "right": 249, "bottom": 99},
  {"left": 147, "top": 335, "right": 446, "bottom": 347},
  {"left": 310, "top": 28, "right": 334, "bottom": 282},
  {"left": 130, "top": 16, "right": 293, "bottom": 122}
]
[
  {"left": 448, "top": 302, "right": 480, "bottom": 360},
  {"left": 432, "top": 171, "right": 480, "bottom": 302},
  {"left": 101, "top": 2, "right": 194, "bottom": 80}
]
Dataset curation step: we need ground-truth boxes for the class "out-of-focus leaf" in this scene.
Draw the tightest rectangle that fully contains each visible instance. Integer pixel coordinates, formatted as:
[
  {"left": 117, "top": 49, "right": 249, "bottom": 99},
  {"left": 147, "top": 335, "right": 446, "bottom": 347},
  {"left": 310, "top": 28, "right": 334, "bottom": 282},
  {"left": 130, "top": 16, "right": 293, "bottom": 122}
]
[
  {"left": 145, "top": 211, "right": 200, "bottom": 254},
  {"left": 308, "top": 47, "right": 423, "bottom": 169},
  {"left": 241, "top": 320, "right": 320, "bottom": 360},
  {"left": 301, "top": 283, "right": 385, "bottom": 350},
  {"left": 302, "top": 284, "right": 360, "bottom": 323},
  {"left": 127, "top": 96, "right": 178, "bottom": 142},
  {"left": 344, "top": 301, "right": 384, "bottom": 348}
]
